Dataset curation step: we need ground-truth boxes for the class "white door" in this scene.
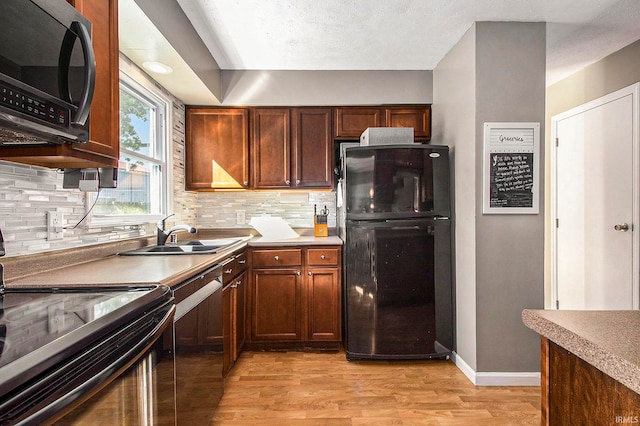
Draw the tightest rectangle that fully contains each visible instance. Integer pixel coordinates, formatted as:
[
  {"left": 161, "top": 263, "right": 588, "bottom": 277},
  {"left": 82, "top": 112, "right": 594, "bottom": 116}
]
[{"left": 552, "top": 83, "right": 639, "bottom": 310}]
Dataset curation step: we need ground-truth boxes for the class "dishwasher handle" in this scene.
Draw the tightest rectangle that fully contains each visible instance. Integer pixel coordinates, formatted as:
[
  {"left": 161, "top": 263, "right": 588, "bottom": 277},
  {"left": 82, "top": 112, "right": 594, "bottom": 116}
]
[{"left": 174, "top": 279, "right": 222, "bottom": 322}]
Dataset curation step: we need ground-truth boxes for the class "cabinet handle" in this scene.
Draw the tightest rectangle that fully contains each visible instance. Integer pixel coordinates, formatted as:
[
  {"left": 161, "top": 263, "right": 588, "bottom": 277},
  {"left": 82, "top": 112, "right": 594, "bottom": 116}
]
[
  {"left": 308, "top": 271, "right": 312, "bottom": 276},
  {"left": 285, "top": 180, "right": 291, "bottom": 185},
  {"left": 224, "top": 268, "right": 233, "bottom": 274},
  {"left": 320, "top": 254, "right": 326, "bottom": 260},
  {"left": 231, "top": 283, "right": 237, "bottom": 288},
  {"left": 238, "top": 259, "right": 246, "bottom": 264},
  {"left": 274, "top": 255, "right": 279, "bottom": 261},
  {"left": 296, "top": 179, "right": 300, "bottom": 185},
  {"left": 296, "top": 270, "right": 301, "bottom": 276},
  {"left": 243, "top": 181, "right": 249, "bottom": 186},
  {"left": 236, "top": 279, "right": 242, "bottom": 286}
]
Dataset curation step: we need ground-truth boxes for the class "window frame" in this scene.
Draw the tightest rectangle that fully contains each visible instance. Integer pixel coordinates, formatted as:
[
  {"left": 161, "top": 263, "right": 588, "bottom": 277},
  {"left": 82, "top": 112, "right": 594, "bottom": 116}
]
[{"left": 88, "top": 64, "right": 173, "bottom": 227}]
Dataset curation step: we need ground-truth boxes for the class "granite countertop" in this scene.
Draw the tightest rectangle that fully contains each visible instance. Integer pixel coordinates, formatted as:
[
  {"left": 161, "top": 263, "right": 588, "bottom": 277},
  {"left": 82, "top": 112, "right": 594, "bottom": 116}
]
[
  {"left": 522, "top": 309, "right": 640, "bottom": 394},
  {"left": 5, "top": 232, "right": 343, "bottom": 289}
]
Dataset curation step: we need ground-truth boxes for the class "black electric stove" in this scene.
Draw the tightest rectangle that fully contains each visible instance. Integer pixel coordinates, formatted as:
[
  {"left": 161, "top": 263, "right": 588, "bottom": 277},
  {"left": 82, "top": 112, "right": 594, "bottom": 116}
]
[{"left": 0, "top": 283, "right": 174, "bottom": 424}]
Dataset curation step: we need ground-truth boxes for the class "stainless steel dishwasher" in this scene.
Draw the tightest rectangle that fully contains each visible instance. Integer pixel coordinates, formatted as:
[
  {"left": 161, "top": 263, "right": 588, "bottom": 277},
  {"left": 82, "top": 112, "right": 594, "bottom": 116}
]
[{"left": 172, "top": 264, "right": 224, "bottom": 425}]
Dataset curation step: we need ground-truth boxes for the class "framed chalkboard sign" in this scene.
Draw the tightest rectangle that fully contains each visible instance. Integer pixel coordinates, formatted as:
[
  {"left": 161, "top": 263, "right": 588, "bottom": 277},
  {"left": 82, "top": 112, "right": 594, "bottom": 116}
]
[{"left": 483, "top": 122, "right": 540, "bottom": 214}]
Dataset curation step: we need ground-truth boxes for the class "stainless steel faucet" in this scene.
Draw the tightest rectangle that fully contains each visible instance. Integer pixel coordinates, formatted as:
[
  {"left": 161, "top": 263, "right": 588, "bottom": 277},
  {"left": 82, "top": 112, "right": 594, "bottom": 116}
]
[{"left": 157, "top": 214, "right": 196, "bottom": 245}]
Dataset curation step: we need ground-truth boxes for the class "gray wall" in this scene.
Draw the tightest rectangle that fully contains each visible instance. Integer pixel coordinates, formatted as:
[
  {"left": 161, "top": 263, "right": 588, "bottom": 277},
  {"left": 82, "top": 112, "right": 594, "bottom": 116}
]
[
  {"left": 432, "top": 26, "right": 477, "bottom": 369},
  {"left": 434, "top": 22, "right": 545, "bottom": 374},
  {"left": 221, "top": 70, "right": 432, "bottom": 105}
]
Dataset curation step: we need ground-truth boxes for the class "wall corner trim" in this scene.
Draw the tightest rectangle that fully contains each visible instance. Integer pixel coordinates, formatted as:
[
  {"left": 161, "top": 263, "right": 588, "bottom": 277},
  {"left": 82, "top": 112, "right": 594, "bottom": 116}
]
[{"left": 452, "top": 352, "right": 541, "bottom": 386}]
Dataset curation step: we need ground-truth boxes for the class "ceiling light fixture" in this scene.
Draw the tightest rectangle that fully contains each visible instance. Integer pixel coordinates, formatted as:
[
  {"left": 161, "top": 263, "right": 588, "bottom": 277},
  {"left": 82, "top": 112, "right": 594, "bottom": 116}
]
[{"left": 142, "top": 61, "right": 173, "bottom": 75}]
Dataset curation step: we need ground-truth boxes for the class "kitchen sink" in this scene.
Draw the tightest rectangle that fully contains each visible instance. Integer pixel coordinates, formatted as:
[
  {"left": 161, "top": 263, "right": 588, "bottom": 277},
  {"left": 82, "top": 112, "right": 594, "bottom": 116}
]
[{"left": 118, "top": 238, "right": 243, "bottom": 256}]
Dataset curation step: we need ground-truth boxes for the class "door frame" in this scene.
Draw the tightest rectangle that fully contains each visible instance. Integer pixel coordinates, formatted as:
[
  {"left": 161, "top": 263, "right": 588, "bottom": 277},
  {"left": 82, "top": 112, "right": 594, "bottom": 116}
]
[{"left": 551, "top": 82, "right": 640, "bottom": 310}]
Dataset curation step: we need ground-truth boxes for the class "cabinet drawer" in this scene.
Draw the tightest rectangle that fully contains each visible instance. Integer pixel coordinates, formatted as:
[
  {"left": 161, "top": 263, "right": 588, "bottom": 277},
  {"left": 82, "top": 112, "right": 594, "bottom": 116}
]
[
  {"left": 222, "top": 258, "right": 237, "bottom": 285},
  {"left": 235, "top": 251, "right": 248, "bottom": 274},
  {"left": 222, "top": 251, "right": 248, "bottom": 284},
  {"left": 252, "top": 249, "right": 302, "bottom": 267},
  {"left": 307, "top": 248, "right": 339, "bottom": 266}
]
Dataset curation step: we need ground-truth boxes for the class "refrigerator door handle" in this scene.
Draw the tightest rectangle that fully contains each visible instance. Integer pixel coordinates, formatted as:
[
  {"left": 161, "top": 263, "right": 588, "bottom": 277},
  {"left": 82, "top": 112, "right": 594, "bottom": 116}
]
[
  {"left": 413, "top": 176, "right": 421, "bottom": 212},
  {"left": 390, "top": 226, "right": 421, "bottom": 230}
]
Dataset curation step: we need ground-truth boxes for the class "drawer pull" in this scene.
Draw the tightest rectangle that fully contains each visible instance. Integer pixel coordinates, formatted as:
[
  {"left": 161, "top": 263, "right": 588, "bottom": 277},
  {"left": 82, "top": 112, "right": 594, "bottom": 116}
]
[
  {"left": 274, "top": 255, "right": 279, "bottom": 261},
  {"left": 238, "top": 259, "right": 246, "bottom": 264},
  {"left": 224, "top": 268, "right": 233, "bottom": 274},
  {"left": 308, "top": 271, "right": 312, "bottom": 276},
  {"left": 296, "top": 270, "right": 301, "bottom": 276},
  {"left": 320, "top": 254, "right": 326, "bottom": 260}
]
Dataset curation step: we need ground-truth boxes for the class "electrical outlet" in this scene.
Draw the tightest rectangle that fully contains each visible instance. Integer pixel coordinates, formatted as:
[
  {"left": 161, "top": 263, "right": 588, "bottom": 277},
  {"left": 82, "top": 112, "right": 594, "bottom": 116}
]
[
  {"left": 47, "top": 211, "right": 64, "bottom": 241},
  {"left": 236, "top": 210, "right": 246, "bottom": 225}
]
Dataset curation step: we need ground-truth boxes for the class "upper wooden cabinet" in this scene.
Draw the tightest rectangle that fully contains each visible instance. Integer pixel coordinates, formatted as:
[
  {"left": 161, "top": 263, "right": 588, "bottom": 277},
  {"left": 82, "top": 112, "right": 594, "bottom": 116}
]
[
  {"left": 185, "top": 107, "right": 249, "bottom": 190},
  {"left": 0, "top": 0, "right": 119, "bottom": 168},
  {"left": 183, "top": 104, "right": 430, "bottom": 191},
  {"left": 386, "top": 106, "right": 431, "bottom": 140},
  {"left": 292, "top": 108, "right": 333, "bottom": 189},
  {"left": 252, "top": 107, "right": 333, "bottom": 190},
  {"left": 334, "top": 107, "right": 382, "bottom": 139},
  {"left": 335, "top": 105, "right": 431, "bottom": 141},
  {"left": 251, "top": 108, "right": 291, "bottom": 189}
]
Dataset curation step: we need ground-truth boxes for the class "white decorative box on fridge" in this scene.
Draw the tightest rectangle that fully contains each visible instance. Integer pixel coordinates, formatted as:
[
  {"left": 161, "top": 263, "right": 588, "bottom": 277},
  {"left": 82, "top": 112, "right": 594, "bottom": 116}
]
[{"left": 360, "top": 127, "right": 414, "bottom": 146}]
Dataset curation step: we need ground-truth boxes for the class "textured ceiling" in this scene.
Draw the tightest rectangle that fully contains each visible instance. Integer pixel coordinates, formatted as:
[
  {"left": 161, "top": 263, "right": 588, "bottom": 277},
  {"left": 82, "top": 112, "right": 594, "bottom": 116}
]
[{"left": 176, "top": 0, "right": 640, "bottom": 85}]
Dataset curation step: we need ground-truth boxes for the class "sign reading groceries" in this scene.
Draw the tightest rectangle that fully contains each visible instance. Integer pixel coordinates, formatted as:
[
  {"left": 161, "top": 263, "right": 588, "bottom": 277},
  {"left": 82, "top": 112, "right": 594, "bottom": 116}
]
[{"left": 483, "top": 122, "right": 540, "bottom": 214}]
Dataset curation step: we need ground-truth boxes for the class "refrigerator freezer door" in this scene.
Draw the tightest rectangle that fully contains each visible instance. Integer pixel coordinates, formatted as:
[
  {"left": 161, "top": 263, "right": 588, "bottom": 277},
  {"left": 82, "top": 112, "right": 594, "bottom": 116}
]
[
  {"left": 343, "top": 145, "right": 450, "bottom": 220},
  {"left": 344, "top": 219, "right": 453, "bottom": 360}
]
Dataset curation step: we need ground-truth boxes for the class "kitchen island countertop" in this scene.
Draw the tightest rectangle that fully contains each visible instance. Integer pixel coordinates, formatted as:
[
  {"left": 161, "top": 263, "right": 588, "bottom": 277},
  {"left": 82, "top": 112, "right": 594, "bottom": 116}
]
[{"left": 522, "top": 309, "right": 640, "bottom": 394}]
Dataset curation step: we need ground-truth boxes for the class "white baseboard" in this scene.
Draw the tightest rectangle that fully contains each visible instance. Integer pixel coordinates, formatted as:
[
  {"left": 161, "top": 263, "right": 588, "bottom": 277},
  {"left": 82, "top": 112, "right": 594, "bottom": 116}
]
[{"left": 452, "top": 352, "right": 541, "bottom": 386}]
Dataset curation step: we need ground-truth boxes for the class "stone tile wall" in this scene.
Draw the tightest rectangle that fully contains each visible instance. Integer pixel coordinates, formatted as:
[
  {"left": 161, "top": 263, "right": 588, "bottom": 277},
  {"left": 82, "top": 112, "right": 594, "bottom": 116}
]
[{"left": 196, "top": 191, "right": 337, "bottom": 230}]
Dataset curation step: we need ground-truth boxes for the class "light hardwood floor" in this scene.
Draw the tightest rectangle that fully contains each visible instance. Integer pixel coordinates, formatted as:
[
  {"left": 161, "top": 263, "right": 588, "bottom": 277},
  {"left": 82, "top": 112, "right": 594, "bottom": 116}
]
[{"left": 213, "top": 351, "right": 541, "bottom": 425}]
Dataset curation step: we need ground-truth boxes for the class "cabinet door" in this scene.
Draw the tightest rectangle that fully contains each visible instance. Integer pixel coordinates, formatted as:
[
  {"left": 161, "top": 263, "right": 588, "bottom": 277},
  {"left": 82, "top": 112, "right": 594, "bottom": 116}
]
[
  {"left": 186, "top": 107, "right": 249, "bottom": 190},
  {"left": 292, "top": 108, "right": 333, "bottom": 188},
  {"left": 385, "top": 106, "right": 431, "bottom": 141},
  {"left": 306, "top": 268, "right": 341, "bottom": 341},
  {"left": 233, "top": 271, "right": 247, "bottom": 361},
  {"left": 334, "top": 107, "right": 383, "bottom": 139},
  {"left": 222, "top": 283, "right": 232, "bottom": 377},
  {"left": 252, "top": 108, "right": 291, "bottom": 188},
  {"left": 70, "top": 0, "right": 120, "bottom": 160},
  {"left": 251, "top": 268, "right": 302, "bottom": 340}
]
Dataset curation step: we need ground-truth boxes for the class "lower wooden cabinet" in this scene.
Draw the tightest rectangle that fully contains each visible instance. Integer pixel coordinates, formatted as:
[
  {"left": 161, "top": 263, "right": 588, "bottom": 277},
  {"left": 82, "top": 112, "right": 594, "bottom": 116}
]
[
  {"left": 307, "top": 267, "right": 341, "bottom": 341},
  {"left": 542, "top": 337, "right": 640, "bottom": 424},
  {"left": 222, "top": 251, "right": 247, "bottom": 376},
  {"left": 251, "top": 268, "right": 303, "bottom": 341},
  {"left": 248, "top": 246, "right": 342, "bottom": 346}
]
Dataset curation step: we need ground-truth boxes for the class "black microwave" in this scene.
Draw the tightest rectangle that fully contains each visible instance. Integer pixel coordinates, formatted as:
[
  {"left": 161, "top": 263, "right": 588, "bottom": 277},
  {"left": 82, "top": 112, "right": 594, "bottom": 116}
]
[{"left": 0, "top": 0, "right": 95, "bottom": 145}]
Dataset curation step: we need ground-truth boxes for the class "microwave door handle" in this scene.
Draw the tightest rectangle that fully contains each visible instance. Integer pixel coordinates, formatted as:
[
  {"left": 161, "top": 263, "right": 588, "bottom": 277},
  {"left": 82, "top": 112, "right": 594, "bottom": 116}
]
[{"left": 58, "top": 21, "right": 96, "bottom": 126}]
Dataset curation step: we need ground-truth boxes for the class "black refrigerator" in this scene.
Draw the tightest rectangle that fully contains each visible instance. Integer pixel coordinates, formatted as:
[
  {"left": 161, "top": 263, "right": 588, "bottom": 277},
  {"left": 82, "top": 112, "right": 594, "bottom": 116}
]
[{"left": 338, "top": 144, "right": 453, "bottom": 360}]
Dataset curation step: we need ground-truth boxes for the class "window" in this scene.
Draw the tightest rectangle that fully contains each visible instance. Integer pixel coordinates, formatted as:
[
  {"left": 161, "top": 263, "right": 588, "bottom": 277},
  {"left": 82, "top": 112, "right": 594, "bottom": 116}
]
[{"left": 91, "top": 68, "right": 171, "bottom": 224}]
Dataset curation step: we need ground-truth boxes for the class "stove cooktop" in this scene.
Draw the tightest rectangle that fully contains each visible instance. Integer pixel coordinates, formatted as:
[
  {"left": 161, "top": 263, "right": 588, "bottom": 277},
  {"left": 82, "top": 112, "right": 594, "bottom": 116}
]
[{"left": 0, "top": 287, "right": 158, "bottom": 369}]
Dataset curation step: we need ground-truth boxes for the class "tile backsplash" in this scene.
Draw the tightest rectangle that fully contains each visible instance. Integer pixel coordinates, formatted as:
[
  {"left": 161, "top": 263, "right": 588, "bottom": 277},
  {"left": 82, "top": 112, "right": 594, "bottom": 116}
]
[
  {"left": 197, "top": 191, "right": 337, "bottom": 230},
  {"left": 0, "top": 160, "right": 152, "bottom": 256}
]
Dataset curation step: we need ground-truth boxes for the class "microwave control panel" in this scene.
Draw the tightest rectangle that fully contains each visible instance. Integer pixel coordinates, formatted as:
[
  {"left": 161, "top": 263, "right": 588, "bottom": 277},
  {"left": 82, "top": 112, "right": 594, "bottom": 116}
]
[{"left": 0, "top": 81, "right": 70, "bottom": 128}]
